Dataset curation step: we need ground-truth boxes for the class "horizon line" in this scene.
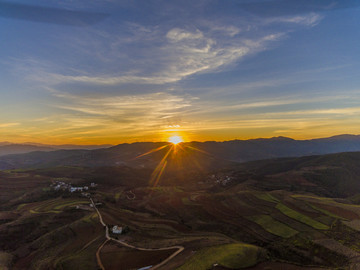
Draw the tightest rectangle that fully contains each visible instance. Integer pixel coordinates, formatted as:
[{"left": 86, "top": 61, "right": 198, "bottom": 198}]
[{"left": 1, "top": 133, "right": 359, "bottom": 147}]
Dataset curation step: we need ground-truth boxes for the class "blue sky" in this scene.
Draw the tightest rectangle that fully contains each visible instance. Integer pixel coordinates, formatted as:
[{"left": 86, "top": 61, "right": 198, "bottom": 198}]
[{"left": 1, "top": 0, "right": 360, "bottom": 144}]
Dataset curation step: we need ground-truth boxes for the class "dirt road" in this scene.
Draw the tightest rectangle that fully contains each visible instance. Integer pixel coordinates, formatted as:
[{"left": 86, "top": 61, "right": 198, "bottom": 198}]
[{"left": 90, "top": 198, "right": 184, "bottom": 270}]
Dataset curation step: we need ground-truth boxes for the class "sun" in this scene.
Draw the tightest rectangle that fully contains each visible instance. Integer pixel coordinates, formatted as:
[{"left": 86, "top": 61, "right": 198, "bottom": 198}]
[{"left": 168, "top": 135, "right": 183, "bottom": 145}]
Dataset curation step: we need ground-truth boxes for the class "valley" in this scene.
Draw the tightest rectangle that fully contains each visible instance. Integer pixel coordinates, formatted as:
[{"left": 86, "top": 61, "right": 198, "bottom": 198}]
[{"left": 2, "top": 151, "right": 360, "bottom": 269}]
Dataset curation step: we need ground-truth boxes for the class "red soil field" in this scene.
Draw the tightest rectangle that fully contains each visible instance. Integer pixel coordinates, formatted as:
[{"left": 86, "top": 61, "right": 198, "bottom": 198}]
[
  {"left": 100, "top": 241, "right": 177, "bottom": 270},
  {"left": 244, "top": 261, "right": 325, "bottom": 270},
  {"left": 311, "top": 202, "right": 359, "bottom": 220}
]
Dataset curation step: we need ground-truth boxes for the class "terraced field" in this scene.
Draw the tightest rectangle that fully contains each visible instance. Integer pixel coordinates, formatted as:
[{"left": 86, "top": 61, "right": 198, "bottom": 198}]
[
  {"left": 275, "top": 203, "right": 329, "bottom": 230},
  {"left": 3, "top": 164, "right": 360, "bottom": 270},
  {"left": 247, "top": 215, "right": 298, "bottom": 238},
  {"left": 177, "top": 243, "right": 263, "bottom": 270},
  {"left": 28, "top": 198, "right": 90, "bottom": 214}
]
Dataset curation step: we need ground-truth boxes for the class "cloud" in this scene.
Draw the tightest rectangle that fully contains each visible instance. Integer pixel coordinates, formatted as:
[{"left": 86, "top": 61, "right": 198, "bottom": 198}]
[
  {"left": 166, "top": 28, "right": 204, "bottom": 42},
  {"left": 27, "top": 28, "right": 284, "bottom": 87},
  {"left": 267, "top": 13, "right": 323, "bottom": 27},
  {"left": 238, "top": 0, "right": 360, "bottom": 17},
  {"left": 49, "top": 91, "right": 194, "bottom": 133},
  {"left": 0, "top": 2, "right": 108, "bottom": 26},
  {"left": 10, "top": 6, "right": 326, "bottom": 91},
  {"left": 0, "top": 122, "right": 19, "bottom": 128}
]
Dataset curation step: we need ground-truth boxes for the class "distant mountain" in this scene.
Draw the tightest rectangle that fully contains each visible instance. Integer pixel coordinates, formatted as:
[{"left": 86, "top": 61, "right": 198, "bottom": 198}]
[
  {"left": 1, "top": 134, "right": 360, "bottom": 170},
  {"left": 226, "top": 151, "right": 360, "bottom": 198},
  {"left": 0, "top": 144, "right": 55, "bottom": 157},
  {"left": 0, "top": 143, "right": 113, "bottom": 157},
  {"left": 0, "top": 142, "right": 12, "bottom": 146},
  {"left": 186, "top": 134, "right": 360, "bottom": 162},
  {"left": 20, "top": 142, "right": 113, "bottom": 150}
]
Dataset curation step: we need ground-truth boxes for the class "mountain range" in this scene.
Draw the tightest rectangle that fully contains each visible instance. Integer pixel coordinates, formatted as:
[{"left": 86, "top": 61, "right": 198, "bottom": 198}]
[
  {"left": 0, "top": 142, "right": 113, "bottom": 157},
  {"left": 1, "top": 134, "right": 360, "bottom": 170}
]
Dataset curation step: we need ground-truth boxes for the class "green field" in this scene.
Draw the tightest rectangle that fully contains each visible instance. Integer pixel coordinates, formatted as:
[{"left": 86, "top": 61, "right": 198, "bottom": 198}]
[
  {"left": 275, "top": 203, "right": 329, "bottom": 230},
  {"left": 177, "top": 243, "right": 262, "bottom": 270},
  {"left": 254, "top": 192, "right": 279, "bottom": 203},
  {"left": 247, "top": 215, "right": 298, "bottom": 238},
  {"left": 291, "top": 194, "right": 335, "bottom": 202},
  {"left": 29, "top": 198, "right": 89, "bottom": 214}
]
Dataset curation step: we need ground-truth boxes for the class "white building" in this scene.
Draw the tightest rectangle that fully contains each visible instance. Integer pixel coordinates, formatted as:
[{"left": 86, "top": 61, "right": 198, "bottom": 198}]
[{"left": 112, "top": 225, "right": 123, "bottom": 234}]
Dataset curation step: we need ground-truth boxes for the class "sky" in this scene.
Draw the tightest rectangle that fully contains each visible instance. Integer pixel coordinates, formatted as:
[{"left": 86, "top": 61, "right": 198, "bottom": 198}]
[{"left": 0, "top": 0, "right": 360, "bottom": 144}]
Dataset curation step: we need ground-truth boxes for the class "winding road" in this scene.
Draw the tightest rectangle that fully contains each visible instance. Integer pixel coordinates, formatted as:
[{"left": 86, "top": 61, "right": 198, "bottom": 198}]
[{"left": 91, "top": 198, "right": 184, "bottom": 270}]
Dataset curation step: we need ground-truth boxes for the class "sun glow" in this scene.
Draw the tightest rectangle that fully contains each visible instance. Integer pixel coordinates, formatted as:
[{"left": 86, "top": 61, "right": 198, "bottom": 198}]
[
  {"left": 134, "top": 134, "right": 211, "bottom": 187},
  {"left": 168, "top": 135, "right": 183, "bottom": 145}
]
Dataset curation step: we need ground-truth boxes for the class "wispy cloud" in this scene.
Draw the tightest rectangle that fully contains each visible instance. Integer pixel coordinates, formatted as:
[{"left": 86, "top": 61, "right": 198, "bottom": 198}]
[
  {"left": 0, "top": 122, "right": 19, "bottom": 128},
  {"left": 24, "top": 28, "right": 284, "bottom": 86},
  {"left": 267, "top": 13, "right": 323, "bottom": 27},
  {"left": 47, "top": 91, "right": 194, "bottom": 136}
]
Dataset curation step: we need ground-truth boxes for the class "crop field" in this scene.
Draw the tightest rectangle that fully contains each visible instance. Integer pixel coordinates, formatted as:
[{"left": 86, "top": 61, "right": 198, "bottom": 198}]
[
  {"left": 0, "top": 172, "right": 51, "bottom": 205},
  {"left": 246, "top": 262, "right": 325, "bottom": 270},
  {"left": 4, "top": 165, "right": 360, "bottom": 270},
  {"left": 343, "top": 219, "right": 360, "bottom": 231},
  {"left": 293, "top": 195, "right": 360, "bottom": 219},
  {"left": 100, "top": 241, "right": 176, "bottom": 270},
  {"left": 177, "top": 243, "right": 262, "bottom": 270},
  {"left": 247, "top": 215, "right": 298, "bottom": 238},
  {"left": 26, "top": 198, "right": 90, "bottom": 214},
  {"left": 55, "top": 236, "right": 104, "bottom": 270},
  {"left": 275, "top": 203, "right": 329, "bottom": 230},
  {"left": 314, "top": 239, "right": 360, "bottom": 259},
  {"left": 254, "top": 192, "right": 279, "bottom": 203}
]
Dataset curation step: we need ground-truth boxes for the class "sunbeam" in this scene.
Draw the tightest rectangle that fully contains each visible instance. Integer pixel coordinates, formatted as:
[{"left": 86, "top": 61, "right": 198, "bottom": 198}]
[{"left": 133, "top": 144, "right": 170, "bottom": 160}]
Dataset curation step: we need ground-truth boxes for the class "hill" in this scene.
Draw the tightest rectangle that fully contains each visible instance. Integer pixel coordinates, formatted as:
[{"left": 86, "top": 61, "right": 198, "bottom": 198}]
[
  {"left": 221, "top": 151, "right": 360, "bottom": 198},
  {"left": 1, "top": 135, "right": 360, "bottom": 170},
  {"left": 3, "top": 151, "right": 360, "bottom": 269},
  {"left": 0, "top": 143, "right": 112, "bottom": 157}
]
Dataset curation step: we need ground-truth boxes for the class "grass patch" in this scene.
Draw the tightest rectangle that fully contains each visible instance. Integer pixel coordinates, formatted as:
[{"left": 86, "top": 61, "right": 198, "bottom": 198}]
[
  {"left": 181, "top": 197, "right": 193, "bottom": 205},
  {"left": 292, "top": 194, "right": 334, "bottom": 202},
  {"left": 114, "top": 191, "right": 122, "bottom": 201},
  {"left": 29, "top": 199, "right": 89, "bottom": 214},
  {"left": 52, "top": 200, "right": 88, "bottom": 210},
  {"left": 82, "top": 213, "right": 97, "bottom": 223},
  {"left": 177, "top": 243, "right": 262, "bottom": 270},
  {"left": 247, "top": 215, "right": 298, "bottom": 238},
  {"left": 30, "top": 209, "right": 60, "bottom": 214},
  {"left": 254, "top": 193, "right": 279, "bottom": 203},
  {"left": 276, "top": 203, "right": 329, "bottom": 230},
  {"left": 16, "top": 203, "right": 27, "bottom": 211}
]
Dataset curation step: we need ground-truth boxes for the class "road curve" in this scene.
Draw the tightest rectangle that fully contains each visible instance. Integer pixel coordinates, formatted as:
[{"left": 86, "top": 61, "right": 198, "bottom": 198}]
[
  {"left": 96, "top": 239, "right": 109, "bottom": 270},
  {"left": 90, "top": 198, "right": 184, "bottom": 270}
]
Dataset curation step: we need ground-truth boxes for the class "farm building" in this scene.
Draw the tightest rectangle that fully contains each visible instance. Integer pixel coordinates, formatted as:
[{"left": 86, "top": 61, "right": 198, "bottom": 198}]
[{"left": 112, "top": 225, "right": 123, "bottom": 234}]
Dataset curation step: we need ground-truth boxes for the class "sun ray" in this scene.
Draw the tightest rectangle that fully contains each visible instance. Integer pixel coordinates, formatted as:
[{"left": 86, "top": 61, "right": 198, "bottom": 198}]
[
  {"left": 151, "top": 160, "right": 167, "bottom": 188},
  {"left": 184, "top": 145, "right": 211, "bottom": 156},
  {"left": 132, "top": 135, "right": 212, "bottom": 187},
  {"left": 150, "top": 145, "right": 173, "bottom": 186},
  {"left": 133, "top": 144, "right": 169, "bottom": 160}
]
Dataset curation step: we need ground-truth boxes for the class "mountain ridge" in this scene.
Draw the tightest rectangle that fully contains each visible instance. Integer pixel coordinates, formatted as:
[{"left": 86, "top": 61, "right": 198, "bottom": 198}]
[{"left": 1, "top": 134, "right": 360, "bottom": 170}]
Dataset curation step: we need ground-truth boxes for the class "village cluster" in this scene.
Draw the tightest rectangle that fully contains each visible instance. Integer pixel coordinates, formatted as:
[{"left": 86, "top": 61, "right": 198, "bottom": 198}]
[
  {"left": 209, "top": 174, "right": 233, "bottom": 186},
  {"left": 51, "top": 180, "right": 97, "bottom": 193},
  {"left": 50, "top": 180, "right": 128, "bottom": 236}
]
